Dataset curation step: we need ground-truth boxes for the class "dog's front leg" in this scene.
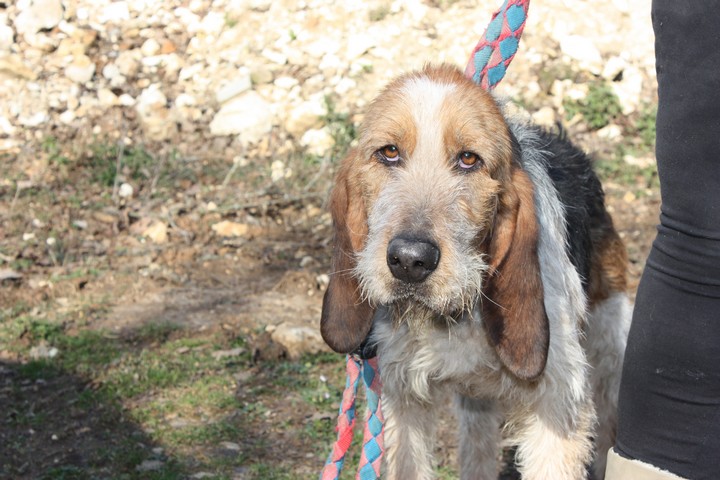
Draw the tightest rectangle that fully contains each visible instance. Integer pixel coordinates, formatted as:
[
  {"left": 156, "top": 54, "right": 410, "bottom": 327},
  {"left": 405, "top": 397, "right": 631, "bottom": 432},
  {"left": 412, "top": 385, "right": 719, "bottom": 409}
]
[
  {"left": 456, "top": 395, "right": 502, "bottom": 480},
  {"left": 510, "top": 395, "right": 596, "bottom": 480},
  {"left": 382, "top": 382, "right": 440, "bottom": 480}
]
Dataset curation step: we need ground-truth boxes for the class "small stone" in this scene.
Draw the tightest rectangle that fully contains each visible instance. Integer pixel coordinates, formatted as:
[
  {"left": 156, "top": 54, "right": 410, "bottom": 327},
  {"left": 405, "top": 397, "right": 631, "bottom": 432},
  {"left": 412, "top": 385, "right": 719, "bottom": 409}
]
[
  {"left": 219, "top": 441, "right": 241, "bottom": 451},
  {"left": 0, "top": 23, "right": 13, "bottom": 50},
  {"left": 215, "top": 69, "right": 252, "bottom": 104},
  {"left": 602, "top": 56, "right": 627, "bottom": 81},
  {"left": 623, "top": 191, "right": 637, "bottom": 203},
  {"left": 300, "top": 128, "right": 334, "bottom": 156},
  {"left": 59, "top": 110, "right": 76, "bottom": 124},
  {"left": 211, "top": 348, "right": 246, "bottom": 360},
  {"left": 270, "top": 160, "right": 291, "bottom": 182},
  {"left": 118, "top": 183, "right": 134, "bottom": 198},
  {"left": 0, "top": 116, "right": 14, "bottom": 136},
  {"left": 531, "top": 106, "right": 556, "bottom": 128},
  {"left": 15, "top": 0, "right": 64, "bottom": 37},
  {"left": 0, "top": 55, "right": 37, "bottom": 80},
  {"left": 29, "top": 343, "right": 59, "bottom": 360},
  {"left": 560, "top": 35, "right": 603, "bottom": 75},
  {"left": 115, "top": 50, "right": 141, "bottom": 78},
  {"left": 65, "top": 54, "right": 96, "bottom": 83},
  {"left": 250, "top": 66, "right": 273, "bottom": 85},
  {"left": 141, "top": 38, "right": 161, "bottom": 56},
  {"left": 0, "top": 269, "right": 22, "bottom": 281},
  {"left": 18, "top": 112, "right": 48, "bottom": 128},
  {"left": 136, "top": 460, "right": 164, "bottom": 472},
  {"left": 597, "top": 124, "right": 622, "bottom": 141},
  {"left": 612, "top": 66, "right": 644, "bottom": 115},
  {"left": 285, "top": 99, "right": 328, "bottom": 138},
  {"left": 135, "top": 84, "right": 176, "bottom": 141},
  {"left": 142, "top": 221, "right": 169, "bottom": 244},
  {"left": 211, "top": 221, "right": 250, "bottom": 237},
  {"left": 72, "top": 220, "right": 88, "bottom": 230},
  {"left": 208, "top": 91, "right": 274, "bottom": 144},
  {"left": 270, "top": 323, "right": 330, "bottom": 359},
  {"left": 99, "top": 2, "right": 131, "bottom": 23},
  {"left": 102, "top": 63, "right": 122, "bottom": 81},
  {"left": 97, "top": 88, "right": 119, "bottom": 107}
]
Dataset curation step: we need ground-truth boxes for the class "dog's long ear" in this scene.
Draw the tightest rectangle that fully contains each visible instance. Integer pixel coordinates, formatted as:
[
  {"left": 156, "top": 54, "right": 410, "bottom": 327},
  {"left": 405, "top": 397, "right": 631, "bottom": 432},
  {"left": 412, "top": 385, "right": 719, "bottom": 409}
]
[
  {"left": 483, "top": 168, "right": 549, "bottom": 381},
  {"left": 320, "top": 151, "right": 375, "bottom": 353}
]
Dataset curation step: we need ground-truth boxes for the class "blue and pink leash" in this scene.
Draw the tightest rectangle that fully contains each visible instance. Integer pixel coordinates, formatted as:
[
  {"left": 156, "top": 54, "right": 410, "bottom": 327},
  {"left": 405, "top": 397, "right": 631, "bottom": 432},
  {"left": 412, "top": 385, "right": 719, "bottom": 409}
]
[{"left": 319, "top": 1, "right": 530, "bottom": 478}]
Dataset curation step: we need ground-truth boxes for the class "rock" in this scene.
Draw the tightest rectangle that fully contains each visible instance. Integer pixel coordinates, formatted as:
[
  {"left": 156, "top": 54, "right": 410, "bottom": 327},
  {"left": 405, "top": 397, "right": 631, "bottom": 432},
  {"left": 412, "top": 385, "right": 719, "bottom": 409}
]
[
  {"left": 559, "top": 35, "right": 603, "bottom": 75},
  {"left": 602, "top": 55, "right": 627, "bottom": 81},
  {"left": 65, "top": 54, "right": 96, "bottom": 83},
  {"left": 18, "top": 112, "right": 48, "bottom": 128},
  {"left": 250, "top": 65, "right": 273, "bottom": 85},
  {"left": 135, "top": 84, "right": 177, "bottom": 141},
  {"left": 142, "top": 221, "right": 169, "bottom": 244},
  {"left": 270, "top": 323, "right": 330, "bottom": 360},
  {"left": 98, "top": 2, "right": 131, "bottom": 24},
  {"left": 0, "top": 269, "right": 22, "bottom": 282},
  {"left": 141, "top": 38, "right": 161, "bottom": 57},
  {"left": 97, "top": 88, "right": 119, "bottom": 107},
  {"left": 612, "top": 66, "right": 644, "bottom": 115},
  {"left": 215, "top": 68, "right": 252, "bottom": 104},
  {"left": 285, "top": 100, "right": 328, "bottom": 138},
  {"left": 115, "top": 50, "right": 142, "bottom": 78},
  {"left": 211, "top": 221, "right": 261, "bottom": 237},
  {"left": 597, "top": 124, "right": 622, "bottom": 141},
  {"left": 136, "top": 460, "right": 164, "bottom": 472},
  {"left": 29, "top": 342, "right": 59, "bottom": 360},
  {"left": 15, "top": 0, "right": 64, "bottom": 37},
  {"left": 531, "top": 106, "right": 556, "bottom": 128},
  {"left": 0, "top": 116, "right": 16, "bottom": 136},
  {"left": 118, "top": 182, "right": 134, "bottom": 198},
  {"left": 0, "top": 55, "right": 38, "bottom": 80},
  {"left": 211, "top": 348, "right": 246, "bottom": 360},
  {"left": 270, "top": 160, "right": 292, "bottom": 182},
  {"left": 300, "top": 128, "right": 334, "bottom": 156},
  {"left": 208, "top": 91, "right": 274, "bottom": 144},
  {"left": 0, "top": 23, "right": 13, "bottom": 50}
]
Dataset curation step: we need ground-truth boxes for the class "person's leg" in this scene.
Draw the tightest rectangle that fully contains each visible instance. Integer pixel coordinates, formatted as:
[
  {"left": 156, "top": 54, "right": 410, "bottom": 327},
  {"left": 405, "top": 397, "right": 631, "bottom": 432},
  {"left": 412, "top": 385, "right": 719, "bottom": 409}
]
[{"left": 614, "top": 2, "right": 720, "bottom": 479}]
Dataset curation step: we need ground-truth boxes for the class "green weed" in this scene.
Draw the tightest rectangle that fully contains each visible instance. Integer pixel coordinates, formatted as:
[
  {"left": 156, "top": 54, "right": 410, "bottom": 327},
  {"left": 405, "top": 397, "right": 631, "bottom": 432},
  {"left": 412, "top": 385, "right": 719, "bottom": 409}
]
[{"left": 564, "top": 82, "right": 622, "bottom": 130}]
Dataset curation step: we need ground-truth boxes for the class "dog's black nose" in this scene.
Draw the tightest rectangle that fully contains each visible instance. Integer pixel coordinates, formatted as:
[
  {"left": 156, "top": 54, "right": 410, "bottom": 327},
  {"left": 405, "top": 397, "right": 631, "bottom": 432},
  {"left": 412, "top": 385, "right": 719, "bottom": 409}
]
[{"left": 387, "top": 237, "right": 440, "bottom": 283}]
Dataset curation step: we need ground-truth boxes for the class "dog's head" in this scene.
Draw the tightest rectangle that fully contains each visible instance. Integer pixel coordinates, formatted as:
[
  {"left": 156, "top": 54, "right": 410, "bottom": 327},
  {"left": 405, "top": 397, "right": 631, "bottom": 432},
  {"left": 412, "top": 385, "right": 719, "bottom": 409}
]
[{"left": 321, "top": 64, "right": 549, "bottom": 380}]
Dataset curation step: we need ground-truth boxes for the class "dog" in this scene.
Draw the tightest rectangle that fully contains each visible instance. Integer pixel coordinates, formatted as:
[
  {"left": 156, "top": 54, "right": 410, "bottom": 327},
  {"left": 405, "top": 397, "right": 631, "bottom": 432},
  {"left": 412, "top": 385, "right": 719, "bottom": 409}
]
[{"left": 320, "top": 64, "right": 631, "bottom": 480}]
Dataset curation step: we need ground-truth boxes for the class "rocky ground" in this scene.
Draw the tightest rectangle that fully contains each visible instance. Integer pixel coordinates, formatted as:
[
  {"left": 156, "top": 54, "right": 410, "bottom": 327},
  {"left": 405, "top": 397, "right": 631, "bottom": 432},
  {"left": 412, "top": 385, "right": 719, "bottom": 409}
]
[{"left": 1, "top": 0, "right": 660, "bottom": 478}]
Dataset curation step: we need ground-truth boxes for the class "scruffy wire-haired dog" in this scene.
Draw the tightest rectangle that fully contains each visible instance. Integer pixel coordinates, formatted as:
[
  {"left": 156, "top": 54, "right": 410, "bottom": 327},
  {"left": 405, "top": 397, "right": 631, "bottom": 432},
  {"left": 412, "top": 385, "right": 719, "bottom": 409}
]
[{"left": 320, "top": 64, "right": 631, "bottom": 480}]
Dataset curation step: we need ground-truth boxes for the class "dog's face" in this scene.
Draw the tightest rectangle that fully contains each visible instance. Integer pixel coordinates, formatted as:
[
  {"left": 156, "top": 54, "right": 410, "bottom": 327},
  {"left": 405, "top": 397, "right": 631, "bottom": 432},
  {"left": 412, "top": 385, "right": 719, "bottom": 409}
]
[{"left": 321, "top": 65, "right": 549, "bottom": 380}]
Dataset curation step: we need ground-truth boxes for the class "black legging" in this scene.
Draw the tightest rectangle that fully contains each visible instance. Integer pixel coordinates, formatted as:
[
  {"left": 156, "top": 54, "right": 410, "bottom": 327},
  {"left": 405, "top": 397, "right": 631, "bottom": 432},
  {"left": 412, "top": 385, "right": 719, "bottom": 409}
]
[{"left": 615, "top": 1, "right": 720, "bottom": 479}]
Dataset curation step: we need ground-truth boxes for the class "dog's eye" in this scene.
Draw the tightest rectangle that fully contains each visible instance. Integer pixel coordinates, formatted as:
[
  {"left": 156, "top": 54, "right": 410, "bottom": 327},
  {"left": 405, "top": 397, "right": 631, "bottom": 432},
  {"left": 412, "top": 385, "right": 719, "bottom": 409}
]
[
  {"left": 457, "top": 151, "right": 481, "bottom": 170},
  {"left": 377, "top": 145, "right": 400, "bottom": 164}
]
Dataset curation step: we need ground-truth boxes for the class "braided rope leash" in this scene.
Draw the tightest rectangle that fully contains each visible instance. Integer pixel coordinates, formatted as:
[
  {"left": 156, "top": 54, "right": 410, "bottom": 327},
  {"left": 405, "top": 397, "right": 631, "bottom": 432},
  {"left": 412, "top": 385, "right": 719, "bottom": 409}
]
[
  {"left": 465, "top": 0, "right": 531, "bottom": 89},
  {"left": 320, "top": 2, "right": 530, "bottom": 478},
  {"left": 320, "top": 355, "right": 383, "bottom": 480}
]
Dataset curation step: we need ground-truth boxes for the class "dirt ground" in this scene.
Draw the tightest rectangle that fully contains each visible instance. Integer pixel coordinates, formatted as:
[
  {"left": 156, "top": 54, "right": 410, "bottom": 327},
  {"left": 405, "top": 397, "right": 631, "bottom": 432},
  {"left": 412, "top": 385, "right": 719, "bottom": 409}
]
[{"left": 1, "top": 137, "right": 659, "bottom": 478}]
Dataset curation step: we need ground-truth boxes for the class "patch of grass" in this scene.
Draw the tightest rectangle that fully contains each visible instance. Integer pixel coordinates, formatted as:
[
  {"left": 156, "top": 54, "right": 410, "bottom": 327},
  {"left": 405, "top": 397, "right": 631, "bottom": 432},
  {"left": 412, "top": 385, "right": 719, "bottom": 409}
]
[
  {"left": 86, "top": 142, "right": 155, "bottom": 187},
  {"left": 323, "top": 96, "right": 357, "bottom": 160},
  {"left": 16, "top": 359, "right": 63, "bottom": 382},
  {"left": 39, "top": 465, "right": 89, "bottom": 480},
  {"left": 564, "top": 82, "right": 622, "bottom": 130},
  {"left": 634, "top": 103, "right": 657, "bottom": 151},
  {"left": 245, "top": 463, "right": 293, "bottom": 480},
  {"left": 42, "top": 136, "right": 70, "bottom": 166}
]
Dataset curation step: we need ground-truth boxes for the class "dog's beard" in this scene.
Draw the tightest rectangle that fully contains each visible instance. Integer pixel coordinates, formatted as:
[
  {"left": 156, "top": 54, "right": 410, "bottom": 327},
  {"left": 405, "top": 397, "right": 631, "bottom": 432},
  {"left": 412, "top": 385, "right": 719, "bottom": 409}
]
[{"left": 388, "top": 295, "right": 472, "bottom": 332}]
